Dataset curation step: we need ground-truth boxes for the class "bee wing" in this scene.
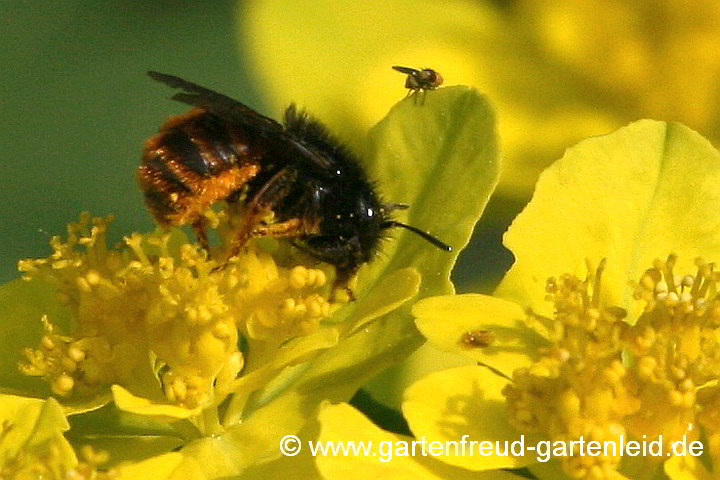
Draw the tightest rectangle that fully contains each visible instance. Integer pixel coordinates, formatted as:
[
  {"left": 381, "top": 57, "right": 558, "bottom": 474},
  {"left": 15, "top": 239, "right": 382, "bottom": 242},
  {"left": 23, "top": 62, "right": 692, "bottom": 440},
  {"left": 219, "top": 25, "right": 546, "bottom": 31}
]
[
  {"left": 148, "top": 72, "right": 333, "bottom": 169},
  {"left": 391, "top": 66, "right": 419, "bottom": 75},
  {"left": 148, "top": 71, "right": 284, "bottom": 136}
]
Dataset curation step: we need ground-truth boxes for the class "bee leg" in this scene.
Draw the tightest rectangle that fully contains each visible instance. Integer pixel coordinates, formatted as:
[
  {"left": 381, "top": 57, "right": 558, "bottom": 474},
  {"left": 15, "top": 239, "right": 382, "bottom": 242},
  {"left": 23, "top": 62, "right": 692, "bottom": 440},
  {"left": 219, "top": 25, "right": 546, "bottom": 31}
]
[
  {"left": 333, "top": 268, "right": 357, "bottom": 302},
  {"left": 250, "top": 218, "right": 308, "bottom": 237},
  {"left": 192, "top": 217, "right": 210, "bottom": 252},
  {"left": 228, "top": 167, "right": 299, "bottom": 258}
]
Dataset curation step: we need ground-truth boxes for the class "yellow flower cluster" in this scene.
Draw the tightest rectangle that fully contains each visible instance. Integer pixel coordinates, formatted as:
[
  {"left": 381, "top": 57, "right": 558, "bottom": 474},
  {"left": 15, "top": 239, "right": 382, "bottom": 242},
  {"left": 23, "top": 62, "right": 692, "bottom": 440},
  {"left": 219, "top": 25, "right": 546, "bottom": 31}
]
[
  {"left": 0, "top": 417, "right": 113, "bottom": 480},
  {"left": 503, "top": 256, "right": 720, "bottom": 479},
  {"left": 18, "top": 213, "right": 342, "bottom": 409},
  {"left": 626, "top": 256, "right": 720, "bottom": 458}
]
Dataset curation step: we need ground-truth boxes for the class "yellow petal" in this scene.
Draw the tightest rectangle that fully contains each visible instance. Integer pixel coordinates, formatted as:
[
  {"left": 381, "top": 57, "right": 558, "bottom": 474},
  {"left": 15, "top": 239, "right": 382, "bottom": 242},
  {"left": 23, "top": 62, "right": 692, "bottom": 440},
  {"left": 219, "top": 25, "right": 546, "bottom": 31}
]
[
  {"left": 222, "top": 327, "right": 340, "bottom": 423},
  {"left": 354, "top": 85, "right": 500, "bottom": 407},
  {"left": 413, "top": 294, "right": 547, "bottom": 377},
  {"left": 0, "top": 279, "right": 70, "bottom": 396},
  {"left": 346, "top": 268, "right": 420, "bottom": 333},
  {"left": 664, "top": 455, "right": 713, "bottom": 480},
  {"left": 317, "top": 402, "right": 521, "bottom": 480},
  {"left": 240, "top": 411, "right": 324, "bottom": 480},
  {"left": 402, "top": 366, "right": 537, "bottom": 470},
  {"left": 113, "top": 452, "right": 205, "bottom": 480},
  {"left": 360, "top": 342, "right": 475, "bottom": 408},
  {"left": 111, "top": 385, "right": 200, "bottom": 419},
  {"left": 0, "top": 394, "right": 77, "bottom": 473},
  {"left": 0, "top": 394, "right": 70, "bottom": 456},
  {"left": 181, "top": 304, "right": 436, "bottom": 477},
  {"left": 496, "top": 120, "right": 720, "bottom": 322}
]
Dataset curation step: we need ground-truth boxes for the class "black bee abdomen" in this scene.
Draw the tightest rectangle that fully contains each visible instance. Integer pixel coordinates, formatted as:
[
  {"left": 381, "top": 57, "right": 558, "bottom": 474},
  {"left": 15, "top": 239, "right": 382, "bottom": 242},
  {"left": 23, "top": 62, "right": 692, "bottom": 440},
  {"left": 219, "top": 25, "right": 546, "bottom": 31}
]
[
  {"left": 162, "top": 129, "right": 209, "bottom": 176},
  {"left": 145, "top": 156, "right": 192, "bottom": 192},
  {"left": 193, "top": 114, "right": 238, "bottom": 169}
]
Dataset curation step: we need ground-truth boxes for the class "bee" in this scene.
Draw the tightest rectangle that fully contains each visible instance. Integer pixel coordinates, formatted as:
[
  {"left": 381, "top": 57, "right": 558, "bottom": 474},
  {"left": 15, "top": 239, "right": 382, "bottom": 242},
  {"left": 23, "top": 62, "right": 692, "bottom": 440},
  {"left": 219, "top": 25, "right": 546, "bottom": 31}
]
[
  {"left": 137, "top": 72, "right": 451, "bottom": 289},
  {"left": 392, "top": 66, "right": 443, "bottom": 104}
]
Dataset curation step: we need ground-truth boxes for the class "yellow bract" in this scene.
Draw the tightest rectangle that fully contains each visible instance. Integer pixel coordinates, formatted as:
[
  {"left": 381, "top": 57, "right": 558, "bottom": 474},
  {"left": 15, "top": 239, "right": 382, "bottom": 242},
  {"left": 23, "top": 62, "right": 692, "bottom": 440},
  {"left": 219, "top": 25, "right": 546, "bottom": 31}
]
[
  {"left": 408, "top": 256, "right": 720, "bottom": 478},
  {"left": 413, "top": 294, "right": 546, "bottom": 378},
  {"left": 317, "top": 402, "right": 521, "bottom": 480},
  {"left": 401, "top": 120, "right": 720, "bottom": 478},
  {"left": 0, "top": 395, "right": 78, "bottom": 479},
  {"left": 496, "top": 121, "right": 720, "bottom": 322}
]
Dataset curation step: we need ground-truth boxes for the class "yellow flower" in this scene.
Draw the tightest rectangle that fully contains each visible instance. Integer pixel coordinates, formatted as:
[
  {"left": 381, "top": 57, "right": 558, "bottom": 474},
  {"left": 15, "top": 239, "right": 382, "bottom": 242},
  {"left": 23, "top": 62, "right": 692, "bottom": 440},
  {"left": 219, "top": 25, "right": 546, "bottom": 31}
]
[
  {"left": 0, "top": 394, "right": 124, "bottom": 480},
  {"left": 315, "top": 120, "right": 720, "bottom": 479},
  {"left": 0, "top": 392, "right": 201, "bottom": 479},
  {"left": 0, "top": 86, "right": 499, "bottom": 478},
  {"left": 17, "top": 212, "right": 341, "bottom": 412},
  {"left": 410, "top": 255, "right": 720, "bottom": 479}
]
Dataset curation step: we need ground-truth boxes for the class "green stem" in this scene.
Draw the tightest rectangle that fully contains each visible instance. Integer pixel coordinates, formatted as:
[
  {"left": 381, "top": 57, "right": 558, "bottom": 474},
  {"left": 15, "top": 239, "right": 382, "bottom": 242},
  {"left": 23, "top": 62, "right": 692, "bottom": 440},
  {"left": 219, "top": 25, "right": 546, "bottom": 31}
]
[{"left": 200, "top": 406, "right": 224, "bottom": 436}]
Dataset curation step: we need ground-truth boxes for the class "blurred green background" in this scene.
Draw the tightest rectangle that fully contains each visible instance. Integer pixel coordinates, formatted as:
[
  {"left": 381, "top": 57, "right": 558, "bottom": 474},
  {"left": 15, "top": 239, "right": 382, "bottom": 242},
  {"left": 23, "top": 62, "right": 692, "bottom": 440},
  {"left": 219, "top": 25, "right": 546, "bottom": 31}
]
[{"left": 0, "top": 1, "right": 263, "bottom": 283}]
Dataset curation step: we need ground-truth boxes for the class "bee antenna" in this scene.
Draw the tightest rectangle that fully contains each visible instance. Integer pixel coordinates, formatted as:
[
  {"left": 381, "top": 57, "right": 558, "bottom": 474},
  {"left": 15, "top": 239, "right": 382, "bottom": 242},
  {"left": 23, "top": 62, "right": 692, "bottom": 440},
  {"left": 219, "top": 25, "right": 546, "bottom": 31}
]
[{"left": 381, "top": 221, "right": 452, "bottom": 252}]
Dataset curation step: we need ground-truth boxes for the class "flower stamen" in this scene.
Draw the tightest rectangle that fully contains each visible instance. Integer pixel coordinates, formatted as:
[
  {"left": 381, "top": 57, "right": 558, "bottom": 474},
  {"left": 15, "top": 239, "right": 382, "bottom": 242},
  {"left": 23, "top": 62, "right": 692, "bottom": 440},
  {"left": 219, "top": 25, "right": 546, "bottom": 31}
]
[
  {"left": 18, "top": 213, "right": 344, "bottom": 412},
  {"left": 504, "top": 255, "right": 720, "bottom": 479}
]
